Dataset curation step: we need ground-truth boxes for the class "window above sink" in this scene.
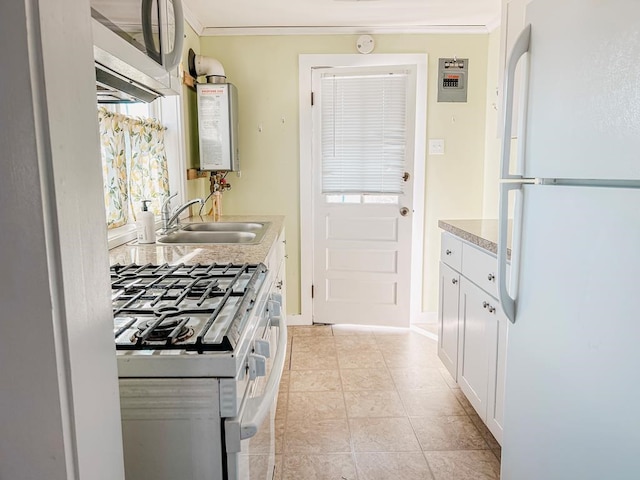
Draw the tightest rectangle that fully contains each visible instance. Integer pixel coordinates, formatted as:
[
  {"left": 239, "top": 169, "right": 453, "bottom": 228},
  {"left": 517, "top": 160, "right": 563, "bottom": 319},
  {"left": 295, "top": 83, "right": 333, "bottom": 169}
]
[{"left": 102, "top": 95, "right": 187, "bottom": 250}]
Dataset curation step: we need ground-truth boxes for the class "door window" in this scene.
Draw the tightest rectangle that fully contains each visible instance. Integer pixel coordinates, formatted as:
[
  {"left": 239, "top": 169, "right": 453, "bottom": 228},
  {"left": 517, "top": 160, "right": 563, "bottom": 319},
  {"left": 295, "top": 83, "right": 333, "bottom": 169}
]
[{"left": 320, "top": 71, "right": 409, "bottom": 200}]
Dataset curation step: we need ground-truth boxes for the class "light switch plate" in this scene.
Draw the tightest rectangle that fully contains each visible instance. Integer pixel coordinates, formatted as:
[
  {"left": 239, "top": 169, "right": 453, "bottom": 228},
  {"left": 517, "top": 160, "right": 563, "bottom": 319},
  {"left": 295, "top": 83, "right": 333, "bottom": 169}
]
[{"left": 429, "top": 139, "right": 445, "bottom": 155}]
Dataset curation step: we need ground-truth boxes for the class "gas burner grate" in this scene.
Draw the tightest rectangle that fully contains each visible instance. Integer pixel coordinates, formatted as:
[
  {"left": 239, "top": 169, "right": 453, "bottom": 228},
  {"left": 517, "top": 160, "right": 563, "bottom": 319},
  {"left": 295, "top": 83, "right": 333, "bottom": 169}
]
[
  {"left": 132, "top": 317, "right": 195, "bottom": 344},
  {"left": 110, "top": 263, "right": 267, "bottom": 352}
]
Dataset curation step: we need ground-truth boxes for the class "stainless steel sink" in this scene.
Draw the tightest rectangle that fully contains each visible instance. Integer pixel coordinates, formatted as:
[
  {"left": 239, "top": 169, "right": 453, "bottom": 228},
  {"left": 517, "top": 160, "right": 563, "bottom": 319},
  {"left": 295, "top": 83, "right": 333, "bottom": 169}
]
[
  {"left": 181, "top": 222, "right": 267, "bottom": 233},
  {"left": 156, "top": 222, "right": 269, "bottom": 245},
  {"left": 157, "top": 231, "right": 257, "bottom": 244}
]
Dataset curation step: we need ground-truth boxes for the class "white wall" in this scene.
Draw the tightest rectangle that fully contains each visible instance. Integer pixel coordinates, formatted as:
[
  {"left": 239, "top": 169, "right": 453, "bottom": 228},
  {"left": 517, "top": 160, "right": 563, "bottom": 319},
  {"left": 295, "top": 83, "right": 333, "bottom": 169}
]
[{"left": 0, "top": 0, "right": 125, "bottom": 477}]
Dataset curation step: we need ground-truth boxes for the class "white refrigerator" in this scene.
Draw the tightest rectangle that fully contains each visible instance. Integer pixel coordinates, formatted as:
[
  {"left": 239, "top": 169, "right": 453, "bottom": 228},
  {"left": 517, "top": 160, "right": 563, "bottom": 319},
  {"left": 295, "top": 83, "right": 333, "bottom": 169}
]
[{"left": 497, "top": 1, "right": 640, "bottom": 479}]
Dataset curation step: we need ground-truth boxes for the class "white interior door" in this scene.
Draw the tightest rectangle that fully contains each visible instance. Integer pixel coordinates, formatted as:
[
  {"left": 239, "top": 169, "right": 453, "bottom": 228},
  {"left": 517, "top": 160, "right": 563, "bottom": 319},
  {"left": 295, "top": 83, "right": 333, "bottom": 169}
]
[{"left": 311, "top": 65, "right": 417, "bottom": 327}]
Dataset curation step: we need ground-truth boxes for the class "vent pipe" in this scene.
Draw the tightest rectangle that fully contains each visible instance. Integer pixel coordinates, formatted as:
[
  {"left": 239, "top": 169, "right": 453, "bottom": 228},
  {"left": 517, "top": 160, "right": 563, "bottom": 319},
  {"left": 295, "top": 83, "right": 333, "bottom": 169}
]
[{"left": 188, "top": 49, "right": 226, "bottom": 84}]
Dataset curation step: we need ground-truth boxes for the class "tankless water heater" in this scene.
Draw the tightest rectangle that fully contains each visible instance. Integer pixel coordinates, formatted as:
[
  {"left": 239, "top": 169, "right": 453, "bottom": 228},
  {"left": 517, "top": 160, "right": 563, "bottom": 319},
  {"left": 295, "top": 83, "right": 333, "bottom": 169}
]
[{"left": 197, "top": 82, "right": 239, "bottom": 171}]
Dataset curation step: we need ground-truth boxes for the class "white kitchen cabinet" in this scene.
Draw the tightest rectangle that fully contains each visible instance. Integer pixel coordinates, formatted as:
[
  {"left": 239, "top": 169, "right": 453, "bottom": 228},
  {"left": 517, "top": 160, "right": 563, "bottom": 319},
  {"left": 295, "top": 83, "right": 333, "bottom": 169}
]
[
  {"left": 440, "top": 232, "right": 463, "bottom": 272},
  {"left": 462, "top": 243, "right": 499, "bottom": 298},
  {"left": 458, "top": 277, "right": 507, "bottom": 444},
  {"left": 437, "top": 231, "right": 508, "bottom": 444},
  {"left": 486, "top": 300, "right": 508, "bottom": 444},
  {"left": 437, "top": 262, "right": 460, "bottom": 380},
  {"left": 457, "top": 277, "right": 491, "bottom": 418}
]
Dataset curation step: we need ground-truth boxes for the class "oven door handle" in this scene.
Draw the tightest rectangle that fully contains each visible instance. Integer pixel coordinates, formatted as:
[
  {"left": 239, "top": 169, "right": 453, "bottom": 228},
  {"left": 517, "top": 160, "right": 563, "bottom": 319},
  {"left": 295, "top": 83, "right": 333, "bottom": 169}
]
[{"left": 225, "top": 315, "right": 288, "bottom": 450}]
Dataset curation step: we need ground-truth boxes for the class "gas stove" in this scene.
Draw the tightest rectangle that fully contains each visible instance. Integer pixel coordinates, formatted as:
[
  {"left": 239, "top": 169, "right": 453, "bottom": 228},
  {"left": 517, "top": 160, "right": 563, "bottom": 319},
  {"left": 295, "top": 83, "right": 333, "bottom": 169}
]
[
  {"left": 111, "top": 262, "right": 267, "bottom": 353},
  {"left": 110, "top": 262, "right": 273, "bottom": 379},
  {"left": 112, "top": 261, "right": 287, "bottom": 480}
]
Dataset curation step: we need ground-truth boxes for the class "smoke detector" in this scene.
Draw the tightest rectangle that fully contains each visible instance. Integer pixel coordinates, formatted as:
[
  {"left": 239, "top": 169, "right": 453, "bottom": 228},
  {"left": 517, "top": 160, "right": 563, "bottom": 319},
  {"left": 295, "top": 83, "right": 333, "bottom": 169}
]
[{"left": 356, "top": 35, "right": 375, "bottom": 54}]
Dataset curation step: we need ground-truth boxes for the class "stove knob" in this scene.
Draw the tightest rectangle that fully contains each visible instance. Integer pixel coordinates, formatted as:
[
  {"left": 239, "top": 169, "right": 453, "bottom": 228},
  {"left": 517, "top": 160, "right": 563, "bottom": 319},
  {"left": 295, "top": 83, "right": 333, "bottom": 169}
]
[
  {"left": 270, "top": 292, "right": 283, "bottom": 305},
  {"left": 248, "top": 354, "right": 267, "bottom": 381},
  {"left": 268, "top": 296, "right": 282, "bottom": 327},
  {"left": 254, "top": 339, "right": 270, "bottom": 358}
]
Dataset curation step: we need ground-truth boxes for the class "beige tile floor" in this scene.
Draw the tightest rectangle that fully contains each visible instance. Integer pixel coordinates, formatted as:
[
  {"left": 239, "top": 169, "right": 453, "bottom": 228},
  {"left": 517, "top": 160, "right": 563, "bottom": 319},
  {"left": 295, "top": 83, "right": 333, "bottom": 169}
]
[{"left": 274, "top": 325, "right": 501, "bottom": 480}]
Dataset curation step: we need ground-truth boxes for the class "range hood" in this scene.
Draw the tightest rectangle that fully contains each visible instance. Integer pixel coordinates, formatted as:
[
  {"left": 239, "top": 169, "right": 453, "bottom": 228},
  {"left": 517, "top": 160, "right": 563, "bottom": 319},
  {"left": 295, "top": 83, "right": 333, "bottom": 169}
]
[
  {"left": 95, "top": 62, "right": 162, "bottom": 104},
  {"left": 92, "top": 10, "right": 182, "bottom": 104}
]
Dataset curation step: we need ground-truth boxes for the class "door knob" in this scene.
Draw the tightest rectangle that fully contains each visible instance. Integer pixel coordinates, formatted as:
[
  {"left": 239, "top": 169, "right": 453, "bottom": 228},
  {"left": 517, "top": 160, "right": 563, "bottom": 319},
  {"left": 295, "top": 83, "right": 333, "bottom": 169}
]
[{"left": 399, "top": 207, "right": 410, "bottom": 217}]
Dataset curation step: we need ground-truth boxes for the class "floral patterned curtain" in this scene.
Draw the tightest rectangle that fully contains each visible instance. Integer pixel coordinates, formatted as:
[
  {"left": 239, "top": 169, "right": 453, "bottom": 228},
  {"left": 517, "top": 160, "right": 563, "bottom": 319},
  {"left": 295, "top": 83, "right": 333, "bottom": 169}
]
[
  {"left": 97, "top": 107, "right": 170, "bottom": 229},
  {"left": 98, "top": 108, "right": 128, "bottom": 228},
  {"left": 127, "top": 116, "right": 170, "bottom": 218}
]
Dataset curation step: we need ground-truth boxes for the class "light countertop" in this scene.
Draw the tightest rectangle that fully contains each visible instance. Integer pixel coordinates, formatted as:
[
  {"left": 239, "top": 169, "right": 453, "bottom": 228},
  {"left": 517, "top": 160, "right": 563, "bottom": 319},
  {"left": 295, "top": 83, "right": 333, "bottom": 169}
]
[
  {"left": 438, "top": 219, "right": 512, "bottom": 258},
  {"left": 108, "top": 215, "right": 285, "bottom": 266}
]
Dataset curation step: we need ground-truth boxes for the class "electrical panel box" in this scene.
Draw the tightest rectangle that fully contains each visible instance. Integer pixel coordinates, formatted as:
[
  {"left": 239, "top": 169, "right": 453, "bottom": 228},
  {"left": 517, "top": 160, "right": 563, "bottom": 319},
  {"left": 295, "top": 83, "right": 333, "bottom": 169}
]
[
  {"left": 437, "top": 58, "right": 469, "bottom": 103},
  {"left": 197, "top": 83, "right": 239, "bottom": 171}
]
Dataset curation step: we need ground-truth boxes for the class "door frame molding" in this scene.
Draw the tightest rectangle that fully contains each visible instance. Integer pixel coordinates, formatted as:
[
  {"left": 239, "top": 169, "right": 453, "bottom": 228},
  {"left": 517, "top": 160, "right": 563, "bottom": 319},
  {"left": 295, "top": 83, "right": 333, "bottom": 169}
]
[{"left": 298, "top": 53, "right": 428, "bottom": 326}]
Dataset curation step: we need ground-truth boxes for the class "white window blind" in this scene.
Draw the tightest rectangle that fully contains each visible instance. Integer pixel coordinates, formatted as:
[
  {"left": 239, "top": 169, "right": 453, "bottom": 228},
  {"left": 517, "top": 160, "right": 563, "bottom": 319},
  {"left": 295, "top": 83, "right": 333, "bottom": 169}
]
[{"left": 321, "top": 72, "right": 408, "bottom": 194}]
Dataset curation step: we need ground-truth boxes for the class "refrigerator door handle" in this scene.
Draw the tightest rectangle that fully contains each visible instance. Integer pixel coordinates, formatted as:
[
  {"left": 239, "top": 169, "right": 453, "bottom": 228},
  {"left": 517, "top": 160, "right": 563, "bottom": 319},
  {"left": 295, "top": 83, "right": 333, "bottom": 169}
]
[
  {"left": 500, "top": 25, "right": 531, "bottom": 180},
  {"left": 497, "top": 182, "right": 522, "bottom": 324}
]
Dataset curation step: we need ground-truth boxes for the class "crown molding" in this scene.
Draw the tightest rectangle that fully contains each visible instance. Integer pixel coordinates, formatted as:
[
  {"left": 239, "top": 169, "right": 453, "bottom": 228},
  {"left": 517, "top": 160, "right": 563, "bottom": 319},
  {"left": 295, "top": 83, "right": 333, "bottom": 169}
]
[
  {"left": 183, "top": 2, "right": 205, "bottom": 35},
  {"left": 199, "top": 24, "right": 491, "bottom": 36},
  {"left": 485, "top": 14, "right": 501, "bottom": 32}
]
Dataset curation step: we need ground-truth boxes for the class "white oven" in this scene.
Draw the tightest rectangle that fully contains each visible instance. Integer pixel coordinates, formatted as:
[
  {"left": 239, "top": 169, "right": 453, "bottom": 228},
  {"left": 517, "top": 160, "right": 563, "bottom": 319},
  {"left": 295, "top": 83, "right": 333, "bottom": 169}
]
[
  {"left": 226, "top": 293, "right": 285, "bottom": 479},
  {"left": 112, "top": 263, "right": 286, "bottom": 480}
]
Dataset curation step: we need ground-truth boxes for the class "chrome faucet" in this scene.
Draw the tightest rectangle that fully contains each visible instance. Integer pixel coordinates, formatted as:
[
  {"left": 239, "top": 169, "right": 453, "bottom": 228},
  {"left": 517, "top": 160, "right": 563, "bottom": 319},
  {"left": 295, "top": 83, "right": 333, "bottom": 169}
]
[
  {"left": 161, "top": 194, "right": 204, "bottom": 233},
  {"left": 161, "top": 193, "right": 178, "bottom": 230}
]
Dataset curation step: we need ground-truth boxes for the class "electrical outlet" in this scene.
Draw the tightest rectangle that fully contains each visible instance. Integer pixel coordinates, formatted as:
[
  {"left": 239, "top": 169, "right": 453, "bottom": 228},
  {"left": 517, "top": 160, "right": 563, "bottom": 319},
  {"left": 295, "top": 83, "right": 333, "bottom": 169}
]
[{"left": 429, "top": 139, "right": 445, "bottom": 155}]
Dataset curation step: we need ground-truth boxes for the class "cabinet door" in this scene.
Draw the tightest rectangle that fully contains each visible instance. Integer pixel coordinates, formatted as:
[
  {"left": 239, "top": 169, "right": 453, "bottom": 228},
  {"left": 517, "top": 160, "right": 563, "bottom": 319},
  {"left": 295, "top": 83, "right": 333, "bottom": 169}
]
[
  {"left": 457, "top": 278, "right": 491, "bottom": 420},
  {"left": 486, "top": 305, "right": 508, "bottom": 445},
  {"left": 437, "top": 262, "right": 460, "bottom": 380}
]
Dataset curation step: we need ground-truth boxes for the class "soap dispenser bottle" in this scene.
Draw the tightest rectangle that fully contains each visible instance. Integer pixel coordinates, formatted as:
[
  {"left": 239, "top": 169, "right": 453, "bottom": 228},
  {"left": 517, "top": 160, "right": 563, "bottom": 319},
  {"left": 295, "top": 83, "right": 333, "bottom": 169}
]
[{"left": 136, "top": 200, "right": 156, "bottom": 244}]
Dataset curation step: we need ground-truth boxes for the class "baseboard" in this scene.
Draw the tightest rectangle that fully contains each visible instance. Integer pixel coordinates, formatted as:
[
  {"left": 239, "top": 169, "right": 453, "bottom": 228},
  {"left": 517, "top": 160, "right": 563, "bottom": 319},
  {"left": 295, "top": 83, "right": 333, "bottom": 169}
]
[
  {"left": 286, "top": 314, "right": 311, "bottom": 326},
  {"left": 288, "top": 312, "right": 436, "bottom": 327},
  {"left": 410, "top": 325, "right": 438, "bottom": 342}
]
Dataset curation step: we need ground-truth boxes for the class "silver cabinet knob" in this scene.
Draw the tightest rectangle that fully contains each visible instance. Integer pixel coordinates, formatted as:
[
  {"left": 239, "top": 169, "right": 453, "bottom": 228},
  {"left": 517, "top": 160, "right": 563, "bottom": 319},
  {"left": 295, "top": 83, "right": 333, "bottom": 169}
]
[
  {"left": 483, "top": 301, "right": 489, "bottom": 309},
  {"left": 487, "top": 273, "right": 495, "bottom": 281},
  {"left": 445, "top": 249, "right": 452, "bottom": 256},
  {"left": 400, "top": 207, "right": 410, "bottom": 217},
  {"left": 452, "top": 278, "right": 458, "bottom": 285},
  {"left": 488, "top": 306, "right": 496, "bottom": 314}
]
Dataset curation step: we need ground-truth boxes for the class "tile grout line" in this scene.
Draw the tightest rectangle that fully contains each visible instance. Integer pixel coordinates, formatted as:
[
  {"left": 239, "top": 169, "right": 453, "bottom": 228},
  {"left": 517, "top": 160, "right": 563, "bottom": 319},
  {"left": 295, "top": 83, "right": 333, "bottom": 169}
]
[
  {"left": 282, "top": 326, "right": 499, "bottom": 479},
  {"left": 333, "top": 325, "right": 362, "bottom": 480}
]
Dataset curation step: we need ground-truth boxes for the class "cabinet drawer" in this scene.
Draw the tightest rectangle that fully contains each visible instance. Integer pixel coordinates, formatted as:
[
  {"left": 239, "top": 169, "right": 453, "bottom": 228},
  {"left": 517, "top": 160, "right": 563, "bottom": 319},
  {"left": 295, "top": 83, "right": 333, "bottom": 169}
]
[
  {"left": 441, "top": 233, "right": 462, "bottom": 271},
  {"left": 462, "top": 243, "right": 499, "bottom": 297}
]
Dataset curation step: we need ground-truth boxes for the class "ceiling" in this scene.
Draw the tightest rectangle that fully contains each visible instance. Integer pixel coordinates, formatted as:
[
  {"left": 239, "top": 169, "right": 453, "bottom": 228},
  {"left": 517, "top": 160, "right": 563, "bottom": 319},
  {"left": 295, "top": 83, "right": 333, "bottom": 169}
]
[{"left": 183, "top": 0, "right": 502, "bottom": 35}]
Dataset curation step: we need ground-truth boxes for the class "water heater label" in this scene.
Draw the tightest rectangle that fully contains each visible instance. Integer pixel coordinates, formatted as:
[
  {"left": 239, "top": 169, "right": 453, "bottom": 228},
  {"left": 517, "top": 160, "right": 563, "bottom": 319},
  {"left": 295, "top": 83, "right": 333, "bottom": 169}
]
[{"left": 197, "top": 84, "right": 233, "bottom": 170}]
